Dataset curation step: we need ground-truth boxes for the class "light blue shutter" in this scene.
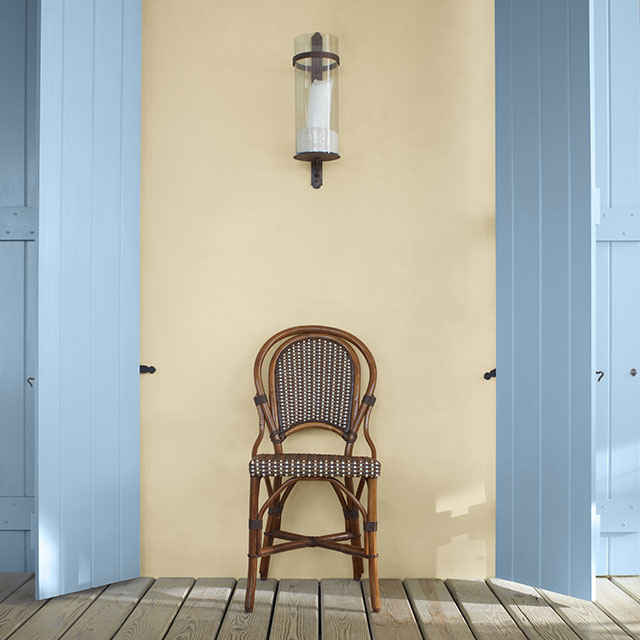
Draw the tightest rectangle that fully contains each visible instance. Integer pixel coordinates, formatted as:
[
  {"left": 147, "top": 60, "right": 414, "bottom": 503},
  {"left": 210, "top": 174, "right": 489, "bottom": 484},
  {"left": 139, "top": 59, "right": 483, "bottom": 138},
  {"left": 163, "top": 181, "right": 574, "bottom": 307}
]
[
  {"left": 495, "top": 0, "right": 595, "bottom": 600},
  {"left": 593, "top": 0, "right": 640, "bottom": 576},
  {"left": 37, "top": 0, "right": 142, "bottom": 599},
  {"left": 0, "top": 0, "right": 38, "bottom": 573}
]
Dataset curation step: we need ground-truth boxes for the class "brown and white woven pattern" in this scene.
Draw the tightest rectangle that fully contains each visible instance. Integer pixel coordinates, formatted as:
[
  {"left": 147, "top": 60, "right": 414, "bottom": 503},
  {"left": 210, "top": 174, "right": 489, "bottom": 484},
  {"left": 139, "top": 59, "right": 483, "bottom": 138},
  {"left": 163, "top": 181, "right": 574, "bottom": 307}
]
[
  {"left": 249, "top": 453, "right": 381, "bottom": 478},
  {"left": 274, "top": 337, "right": 354, "bottom": 434}
]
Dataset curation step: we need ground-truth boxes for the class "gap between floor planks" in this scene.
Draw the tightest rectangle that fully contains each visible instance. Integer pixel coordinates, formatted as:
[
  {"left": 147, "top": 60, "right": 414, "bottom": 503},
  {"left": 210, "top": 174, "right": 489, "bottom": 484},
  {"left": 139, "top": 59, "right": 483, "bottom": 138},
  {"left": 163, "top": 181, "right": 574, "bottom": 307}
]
[{"left": 0, "top": 574, "right": 639, "bottom": 640}]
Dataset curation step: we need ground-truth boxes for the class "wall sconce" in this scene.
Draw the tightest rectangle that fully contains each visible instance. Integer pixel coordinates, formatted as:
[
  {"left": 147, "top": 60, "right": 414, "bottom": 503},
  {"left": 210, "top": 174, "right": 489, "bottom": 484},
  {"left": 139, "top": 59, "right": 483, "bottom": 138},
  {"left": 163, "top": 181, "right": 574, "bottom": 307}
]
[{"left": 293, "top": 32, "right": 339, "bottom": 189}]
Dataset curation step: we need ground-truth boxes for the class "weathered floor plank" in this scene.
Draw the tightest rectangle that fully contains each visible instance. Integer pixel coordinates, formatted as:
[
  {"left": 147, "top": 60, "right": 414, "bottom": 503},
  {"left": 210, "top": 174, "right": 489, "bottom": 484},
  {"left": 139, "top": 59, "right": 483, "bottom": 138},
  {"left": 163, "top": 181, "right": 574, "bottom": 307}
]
[
  {"left": 363, "top": 578, "right": 422, "bottom": 640},
  {"left": 164, "top": 577, "right": 235, "bottom": 640},
  {"left": 217, "top": 578, "right": 277, "bottom": 640},
  {"left": 269, "top": 578, "right": 318, "bottom": 640},
  {"left": 0, "top": 578, "right": 48, "bottom": 640},
  {"left": 9, "top": 584, "right": 105, "bottom": 640},
  {"left": 446, "top": 579, "right": 526, "bottom": 640},
  {"left": 487, "top": 578, "right": 581, "bottom": 640},
  {"left": 404, "top": 578, "right": 474, "bottom": 640},
  {"left": 1, "top": 574, "right": 640, "bottom": 640},
  {"left": 61, "top": 577, "right": 154, "bottom": 640},
  {"left": 112, "top": 577, "right": 194, "bottom": 640},
  {"left": 595, "top": 577, "right": 640, "bottom": 639},
  {"left": 538, "top": 585, "right": 630, "bottom": 640},
  {"left": 0, "top": 574, "right": 32, "bottom": 604},
  {"left": 321, "top": 578, "right": 370, "bottom": 640},
  {"left": 612, "top": 577, "right": 640, "bottom": 604}
]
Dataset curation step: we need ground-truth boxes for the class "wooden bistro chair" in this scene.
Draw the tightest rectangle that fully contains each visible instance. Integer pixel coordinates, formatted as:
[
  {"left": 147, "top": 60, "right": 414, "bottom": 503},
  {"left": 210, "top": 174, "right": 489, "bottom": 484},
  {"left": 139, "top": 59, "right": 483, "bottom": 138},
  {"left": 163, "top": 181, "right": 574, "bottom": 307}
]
[{"left": 245, "top": 325, "right": 381, "bottom": 612}]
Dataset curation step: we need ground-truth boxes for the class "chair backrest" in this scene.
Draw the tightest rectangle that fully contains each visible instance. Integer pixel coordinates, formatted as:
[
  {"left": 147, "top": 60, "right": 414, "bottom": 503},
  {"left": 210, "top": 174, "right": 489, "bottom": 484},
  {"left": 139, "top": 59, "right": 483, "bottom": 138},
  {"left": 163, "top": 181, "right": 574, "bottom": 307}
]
[{"left": 253, "top": 326, "right": 377, "bottom": 453}]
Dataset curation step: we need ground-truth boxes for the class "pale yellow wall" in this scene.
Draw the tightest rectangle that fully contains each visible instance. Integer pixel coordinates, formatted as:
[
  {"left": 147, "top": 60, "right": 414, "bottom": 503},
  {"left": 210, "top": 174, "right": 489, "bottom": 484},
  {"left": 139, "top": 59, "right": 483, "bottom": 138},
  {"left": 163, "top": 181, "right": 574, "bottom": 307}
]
[{"left": 140, "top": 0, "right": 495, "bottom": 579}]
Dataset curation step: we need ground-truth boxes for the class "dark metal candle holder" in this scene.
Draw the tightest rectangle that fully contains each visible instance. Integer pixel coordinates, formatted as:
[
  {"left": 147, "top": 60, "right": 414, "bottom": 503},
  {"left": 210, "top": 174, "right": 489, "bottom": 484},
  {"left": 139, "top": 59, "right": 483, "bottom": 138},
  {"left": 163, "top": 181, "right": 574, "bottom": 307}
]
[{"left": 293, "top": 32, "right": 340, "bottom": 189}]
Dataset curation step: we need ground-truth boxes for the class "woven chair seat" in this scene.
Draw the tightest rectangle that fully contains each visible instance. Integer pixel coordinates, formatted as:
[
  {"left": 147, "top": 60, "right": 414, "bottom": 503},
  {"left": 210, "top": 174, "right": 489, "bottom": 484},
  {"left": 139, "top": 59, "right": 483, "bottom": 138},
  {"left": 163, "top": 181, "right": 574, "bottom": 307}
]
[{"left": 249, "top": 453, "right": 381, "bottom": 478}]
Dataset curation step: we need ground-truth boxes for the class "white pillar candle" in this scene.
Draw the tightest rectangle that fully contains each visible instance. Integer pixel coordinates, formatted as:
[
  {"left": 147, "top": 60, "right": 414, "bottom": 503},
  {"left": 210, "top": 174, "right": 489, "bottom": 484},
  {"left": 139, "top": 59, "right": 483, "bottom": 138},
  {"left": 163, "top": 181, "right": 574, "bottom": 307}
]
[
  {"left": 296, "top": 79, "right": 339, "bottom": 154},
  {"left": 308, "top": 79, "right": 332, "bottom": 128}
]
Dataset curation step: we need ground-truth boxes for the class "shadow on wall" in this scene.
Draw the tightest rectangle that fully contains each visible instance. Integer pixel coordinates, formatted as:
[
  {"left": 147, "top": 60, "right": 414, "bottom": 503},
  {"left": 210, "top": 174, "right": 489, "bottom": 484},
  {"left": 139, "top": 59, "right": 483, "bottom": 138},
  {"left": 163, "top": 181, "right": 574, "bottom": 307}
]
[{"left": 432, "top": 481, "right": 493, "bottom": 578}]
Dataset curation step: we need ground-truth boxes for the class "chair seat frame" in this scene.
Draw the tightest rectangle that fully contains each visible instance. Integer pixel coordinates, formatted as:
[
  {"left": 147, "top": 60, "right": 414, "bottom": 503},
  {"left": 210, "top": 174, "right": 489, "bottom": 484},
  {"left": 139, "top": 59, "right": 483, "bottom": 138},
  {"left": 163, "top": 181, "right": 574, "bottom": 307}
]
[{"left": 244, "top": 325, "right": 380, "bottom": 613}]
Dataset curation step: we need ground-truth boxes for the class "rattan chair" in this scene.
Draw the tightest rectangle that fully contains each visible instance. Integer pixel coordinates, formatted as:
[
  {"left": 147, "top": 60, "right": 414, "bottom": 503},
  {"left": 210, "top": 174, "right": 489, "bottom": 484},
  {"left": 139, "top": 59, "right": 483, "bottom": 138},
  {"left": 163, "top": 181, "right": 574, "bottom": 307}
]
[{"left": 244, "top": 325, "right": 381, "bottom": 612}]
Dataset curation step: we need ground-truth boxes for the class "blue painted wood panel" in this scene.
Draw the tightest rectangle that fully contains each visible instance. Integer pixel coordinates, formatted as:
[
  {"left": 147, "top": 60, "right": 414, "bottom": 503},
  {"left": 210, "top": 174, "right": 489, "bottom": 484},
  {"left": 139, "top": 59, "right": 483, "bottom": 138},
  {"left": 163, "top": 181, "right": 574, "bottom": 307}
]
[
  {"left": 496, "top": 0, "right": 595, "bottom": 599},
  {"left": 0, "top": 242, "right": 26, "bottom": 499},
  {"left": 0, "top": 0, "right": 38, "bottom": 237},
  {"left": 0, "top": 242, "right": 36, "bottom": 572},
  {"left": 0, "top": 0, "right": 38, "bottom": 575},
  {"left": 37, "top": 0, "right": 142, "bottom": 599},
  {"left": 594, "top": 0, "right": 640, "bottom": 240},
  {"left": 594, "top": 242, "right": 610, "bottom": 573},
  {"left": 0, "top": 1, "right": 28, "bottom": 208},
  {"left": 595, "top": 241, "right": 640, "bottom": 575},
  {"left": 592, "top": 0, "right": 640, "bottom": 576}
]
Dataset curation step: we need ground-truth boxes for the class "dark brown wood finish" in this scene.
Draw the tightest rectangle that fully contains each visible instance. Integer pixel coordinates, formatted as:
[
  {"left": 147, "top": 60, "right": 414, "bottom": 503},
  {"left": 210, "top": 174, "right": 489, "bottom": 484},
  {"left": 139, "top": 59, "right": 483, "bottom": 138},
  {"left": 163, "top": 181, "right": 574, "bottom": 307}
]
[{"left": 244, "top": 325, "right": 380, "bottom": 613}]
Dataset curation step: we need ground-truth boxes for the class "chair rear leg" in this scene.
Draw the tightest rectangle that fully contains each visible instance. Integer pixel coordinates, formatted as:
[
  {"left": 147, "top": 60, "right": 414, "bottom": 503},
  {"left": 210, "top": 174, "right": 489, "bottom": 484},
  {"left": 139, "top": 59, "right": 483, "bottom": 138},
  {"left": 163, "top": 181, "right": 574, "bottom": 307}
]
[
  {"left": 245, "top": 476, "right": 261, "bottom": 612},
  {"left": 260, "top": 509, "right": 280, "bottom": 580},
  {"left": 344, "top": 478, "right": 364, "bottom": 579},
  {"left": 366, "top": 478, "right": 380, "bottom": 612},
  {"left": 259, "top": 515, "right": 273, "bottom": 580},
  {"left": 351, "top": 517, "right": 365, "bottom": 579}
]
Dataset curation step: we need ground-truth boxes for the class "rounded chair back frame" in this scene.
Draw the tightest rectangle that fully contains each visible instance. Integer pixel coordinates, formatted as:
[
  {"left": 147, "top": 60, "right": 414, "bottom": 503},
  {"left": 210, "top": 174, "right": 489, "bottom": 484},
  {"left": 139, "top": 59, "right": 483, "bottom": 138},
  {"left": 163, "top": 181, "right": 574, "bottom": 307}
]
[{"left": 252, "top": 325, "right": 378, "bottom": 457}]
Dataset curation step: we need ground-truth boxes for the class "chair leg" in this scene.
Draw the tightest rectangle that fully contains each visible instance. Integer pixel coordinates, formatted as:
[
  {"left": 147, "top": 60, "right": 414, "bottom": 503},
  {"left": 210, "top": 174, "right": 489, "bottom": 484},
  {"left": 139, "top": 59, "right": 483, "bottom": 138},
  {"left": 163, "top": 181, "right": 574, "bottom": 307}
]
[
  {"left": 245, "top": 476, "right": 261, "bottom": 612},
  {"left": 259, "top": 515, "right": 273, "bottom": 581},
  {"left": 367, "top": 478, "right": 380, "bottom": 612},
  {"left": 259, "top": 510, "right": 279, "bottom": 580},
  {"left": 344, "top": 477, "right": 364, "bottom": 579},
  {"left": 351, "top": 517, "right": 365, "bottom": 579},
  {"left": 260, "top": 478, "right": 283, "bottom": 580}
]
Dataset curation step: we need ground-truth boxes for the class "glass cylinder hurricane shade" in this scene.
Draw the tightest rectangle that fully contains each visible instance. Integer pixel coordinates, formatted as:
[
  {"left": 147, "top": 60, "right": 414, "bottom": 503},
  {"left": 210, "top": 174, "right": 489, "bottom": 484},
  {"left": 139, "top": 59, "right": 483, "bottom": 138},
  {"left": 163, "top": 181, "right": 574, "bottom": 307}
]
[{"left": 294, "top": 33, "right": 339, "bottom": 157}]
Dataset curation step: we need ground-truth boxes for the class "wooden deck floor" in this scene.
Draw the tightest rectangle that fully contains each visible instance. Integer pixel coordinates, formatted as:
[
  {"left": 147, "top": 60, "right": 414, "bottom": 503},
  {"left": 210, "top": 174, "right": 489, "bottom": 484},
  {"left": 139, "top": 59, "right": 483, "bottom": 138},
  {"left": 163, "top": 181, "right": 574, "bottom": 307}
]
[{"left": 1, "top": 574, "right": 640, "bottom": 639}]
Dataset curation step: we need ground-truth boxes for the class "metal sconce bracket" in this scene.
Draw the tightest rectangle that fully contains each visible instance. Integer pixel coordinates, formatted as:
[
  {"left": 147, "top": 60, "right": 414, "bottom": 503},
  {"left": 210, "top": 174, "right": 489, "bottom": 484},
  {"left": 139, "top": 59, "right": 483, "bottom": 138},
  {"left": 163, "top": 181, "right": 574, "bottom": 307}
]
[{"left": 294, "top": 151, "right": 340, "bottom": 189}]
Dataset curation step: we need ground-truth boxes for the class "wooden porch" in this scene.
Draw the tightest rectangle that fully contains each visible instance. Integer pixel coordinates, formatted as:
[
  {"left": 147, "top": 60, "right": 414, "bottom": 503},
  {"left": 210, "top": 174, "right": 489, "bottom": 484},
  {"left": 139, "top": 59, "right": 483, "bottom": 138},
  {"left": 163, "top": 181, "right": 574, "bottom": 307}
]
[{"left": 1, "top": 574, "right": 640, "bottom": 639}]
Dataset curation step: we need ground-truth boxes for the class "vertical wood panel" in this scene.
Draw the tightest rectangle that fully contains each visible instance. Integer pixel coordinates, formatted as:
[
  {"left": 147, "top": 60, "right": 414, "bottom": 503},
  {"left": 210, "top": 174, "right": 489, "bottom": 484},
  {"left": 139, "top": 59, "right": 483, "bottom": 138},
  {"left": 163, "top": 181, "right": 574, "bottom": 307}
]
[
  {"left": 59, "top": 0, "right": 94, "bottom": 593},
  {"left": 0, "top": 1, "right": 37, "bottom": 575},
  {"left": 0, "top": 0, "right": 38, "bottom": 239},
  {"left": 608, "top": 242, "right": 640, "bottom": 573},
  {"left": 511, "top": 0, "right": 541, "bottom": 587},
  {"left": 592, "top": 0, "right": 609, "bottom": 208},
  {"left": 91, "top": 0, "right": 124, "bottom": 587},
  {"left": 37, "top": 0, "right": 142, "bottom": 598},
  {"left": 0, "top": 533, "right": 26, "bottom": 573},
  {"left": 119, "top": 0, "right": 142, "bottom": 578},
  {"left": 0, "top": 242, "right": 26, "bottom": 498},
  {"left": 37, "top": 0, "right": 64, "bottom": 599},
  {"left": 495, "top": 0, "right": 594, "bottom": 599},
  {"left": 24, "top": 242, "right": 36, "bottom": 500},
  {"left": 608, "top": 0, "right": 640, "bottom": 209},
  {"left": 0, "top": 1, "right": 27, "bottom": 208},
  {"left": 593, "top": 0, "right": 640, "bottom": 576},
  {"left": 595, "top": 242, "right": 610, "bottom": 575},
  {"left": 594, "top": 0, "right": 640, "bottom": 240},
  {"left": 494, "top": 0, "right": 515, "bottom": 582},
  {"left": 539, "top": 0, "right": 571, "bottom": 593},
  {"left": 0, "top": 241, "right": 33, "bottom": 572},
  {"left": 567, "top": 0, "right": 594, "bottom": 597}
]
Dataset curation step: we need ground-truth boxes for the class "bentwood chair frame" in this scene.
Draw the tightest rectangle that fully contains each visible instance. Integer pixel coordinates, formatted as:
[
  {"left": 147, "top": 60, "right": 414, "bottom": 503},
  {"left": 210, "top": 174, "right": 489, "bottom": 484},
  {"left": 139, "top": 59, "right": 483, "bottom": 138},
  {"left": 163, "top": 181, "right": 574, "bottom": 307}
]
[{"left": 244, "top": 325, "right": 381, "bottom": 612}]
